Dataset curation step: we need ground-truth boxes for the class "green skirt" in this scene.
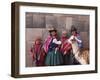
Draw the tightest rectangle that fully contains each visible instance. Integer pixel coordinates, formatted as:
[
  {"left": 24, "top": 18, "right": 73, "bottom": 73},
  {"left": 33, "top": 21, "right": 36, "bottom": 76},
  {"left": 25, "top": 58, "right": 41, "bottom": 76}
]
[{"left": 45, "top": 50, "right": 63, "bottom": 66}]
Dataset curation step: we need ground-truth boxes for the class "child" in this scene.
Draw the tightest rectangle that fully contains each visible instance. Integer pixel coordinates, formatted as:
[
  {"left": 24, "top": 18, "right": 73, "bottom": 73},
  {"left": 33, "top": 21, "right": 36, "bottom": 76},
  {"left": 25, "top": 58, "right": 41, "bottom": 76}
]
[
  {"left": 60, "top": 30, "right": 72, "bottom": 65},
  {"left": 30, "top": 37, "right": 45, "bottom": 66},
  {"left": 44, "top": 27, "right": 63, "bottom": 66}
]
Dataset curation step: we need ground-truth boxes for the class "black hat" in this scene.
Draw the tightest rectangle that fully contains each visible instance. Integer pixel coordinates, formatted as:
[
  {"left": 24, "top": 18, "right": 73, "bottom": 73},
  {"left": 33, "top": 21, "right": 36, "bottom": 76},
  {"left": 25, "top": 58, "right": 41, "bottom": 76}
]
[{"left": 71, "top": 25, "right": 77, "bottom": 32}]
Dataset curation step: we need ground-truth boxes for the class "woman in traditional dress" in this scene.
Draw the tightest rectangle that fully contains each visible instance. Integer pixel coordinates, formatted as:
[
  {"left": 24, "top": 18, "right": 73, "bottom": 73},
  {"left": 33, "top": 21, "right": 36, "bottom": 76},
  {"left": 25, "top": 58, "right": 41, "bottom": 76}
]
[
  {"left": 68, "top": 26, "right": 83, "bottom": 64},
  {"left": 44, "top": 28, "right": 63, "bottom": 66},
  {"left": 69, "top": 26, "right": 83, "bottom": 49},
  {"left": 30, "top": 37, "right": 45, "bottom": 66},
  {"left": 60, "top": 31, "right": 72, "bottom": 65}
]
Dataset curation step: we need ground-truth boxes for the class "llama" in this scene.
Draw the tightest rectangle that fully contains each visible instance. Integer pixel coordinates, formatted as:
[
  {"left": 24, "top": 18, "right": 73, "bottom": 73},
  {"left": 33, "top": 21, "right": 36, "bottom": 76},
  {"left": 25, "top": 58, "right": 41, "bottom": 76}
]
[{"left": 68, "top": 36, "right": 89, "bottom": 65}]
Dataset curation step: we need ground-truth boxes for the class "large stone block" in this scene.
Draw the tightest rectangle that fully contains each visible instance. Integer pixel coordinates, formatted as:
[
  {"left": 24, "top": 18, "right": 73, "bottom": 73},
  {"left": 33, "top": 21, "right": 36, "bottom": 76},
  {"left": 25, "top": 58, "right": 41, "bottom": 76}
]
[
  {"left": 26, "top": 13, "right": 45, "bottom": 28},
  {"left": 80, "top": 32, "right": 89, "bottom": 49}
]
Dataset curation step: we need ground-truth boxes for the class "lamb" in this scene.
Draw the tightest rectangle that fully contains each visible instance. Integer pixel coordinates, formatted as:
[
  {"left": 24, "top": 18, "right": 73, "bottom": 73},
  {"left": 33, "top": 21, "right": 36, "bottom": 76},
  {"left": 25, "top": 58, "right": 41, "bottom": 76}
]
[{"left": 68, "top": 36, "right": 89, "bottom": 65}]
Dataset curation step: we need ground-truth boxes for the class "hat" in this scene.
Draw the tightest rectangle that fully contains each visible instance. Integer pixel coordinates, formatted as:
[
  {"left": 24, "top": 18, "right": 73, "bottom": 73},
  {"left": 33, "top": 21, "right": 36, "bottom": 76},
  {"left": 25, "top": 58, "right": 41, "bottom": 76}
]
[
  {"left": 62, "top": 30, "right": 67, "bottom": 34},
  {"left": 35, "top": 36, "right": 42, "bottom": 41},
  {"left": 47, "top": 26, "right": 57, "bottom": 33},
  {"left": 71, "top": 25, "right": 77, "bottom": 32}
]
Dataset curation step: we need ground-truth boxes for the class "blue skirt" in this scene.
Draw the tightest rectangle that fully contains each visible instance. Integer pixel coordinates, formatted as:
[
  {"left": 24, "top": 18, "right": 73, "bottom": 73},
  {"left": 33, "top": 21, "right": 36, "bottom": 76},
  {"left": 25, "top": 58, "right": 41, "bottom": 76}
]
[{"left": 45, "top": 50, "right": 63, "bottom": 66}]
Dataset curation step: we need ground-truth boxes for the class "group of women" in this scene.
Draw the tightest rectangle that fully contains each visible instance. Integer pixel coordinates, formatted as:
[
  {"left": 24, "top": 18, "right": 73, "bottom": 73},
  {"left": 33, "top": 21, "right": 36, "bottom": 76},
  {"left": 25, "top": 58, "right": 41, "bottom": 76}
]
[{"left": 30, "top": 26, "right": 83, "bottom": 66}]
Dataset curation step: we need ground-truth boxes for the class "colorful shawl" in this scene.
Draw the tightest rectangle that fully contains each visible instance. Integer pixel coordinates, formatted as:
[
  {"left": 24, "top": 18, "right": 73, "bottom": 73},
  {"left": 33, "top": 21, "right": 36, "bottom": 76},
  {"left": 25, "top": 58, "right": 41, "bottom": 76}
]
[
  {"left": 43, "top": 35, "right": 52, "bottom": 53},
  {"left": 30, "top": 42, "right": 45, "bottom": 66},
  {"left": 60, "top": 36, "right": 72, "bottom": 54}
]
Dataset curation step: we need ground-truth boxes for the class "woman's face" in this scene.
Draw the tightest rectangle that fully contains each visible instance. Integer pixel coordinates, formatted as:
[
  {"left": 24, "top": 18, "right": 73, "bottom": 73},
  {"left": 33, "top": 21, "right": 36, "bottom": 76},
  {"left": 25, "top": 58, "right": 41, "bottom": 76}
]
[
  {"left": 51, "top": 31, "right": 57, "bottom": 36},
  {"left": 72, "top": 31, "right": 76, "bottom": 35},
  {"left": 62, "top": 31, "right": 67, "bottom": 37},
  {"left": 35, "top": 40, "right": 41, "bottom": 44}
]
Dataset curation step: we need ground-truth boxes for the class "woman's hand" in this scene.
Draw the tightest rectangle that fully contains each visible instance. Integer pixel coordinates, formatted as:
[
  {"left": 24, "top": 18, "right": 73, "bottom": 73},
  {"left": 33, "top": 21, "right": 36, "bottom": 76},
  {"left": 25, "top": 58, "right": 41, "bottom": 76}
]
[
  {"left": 55, "top": 47, "right": 59, "bottom": 54},
  {"left": 64, "top": 51, "right": 67, "bottom": 55}
]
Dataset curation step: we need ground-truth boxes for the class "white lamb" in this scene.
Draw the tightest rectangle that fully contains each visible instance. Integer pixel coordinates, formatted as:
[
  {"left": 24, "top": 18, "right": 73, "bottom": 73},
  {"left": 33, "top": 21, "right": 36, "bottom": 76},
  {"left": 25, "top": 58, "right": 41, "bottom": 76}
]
[{"left": 68, "top": 36, "right": 89, "bottom": 65}]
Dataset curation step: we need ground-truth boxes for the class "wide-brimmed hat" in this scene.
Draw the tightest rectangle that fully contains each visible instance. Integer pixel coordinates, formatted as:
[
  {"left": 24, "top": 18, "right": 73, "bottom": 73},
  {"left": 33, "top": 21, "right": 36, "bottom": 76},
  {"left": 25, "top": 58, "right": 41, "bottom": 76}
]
[{"left": 47, "top": 27, "right": 57, "bottom": 33}]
